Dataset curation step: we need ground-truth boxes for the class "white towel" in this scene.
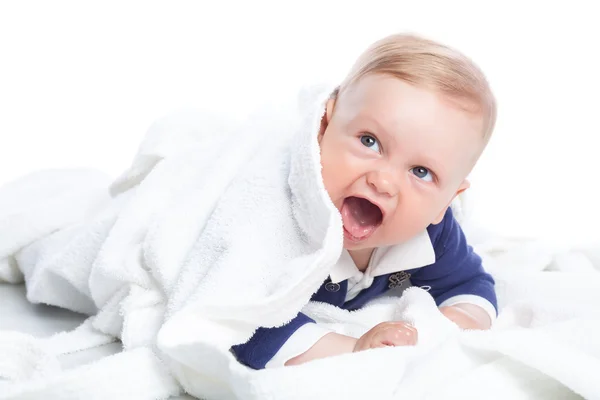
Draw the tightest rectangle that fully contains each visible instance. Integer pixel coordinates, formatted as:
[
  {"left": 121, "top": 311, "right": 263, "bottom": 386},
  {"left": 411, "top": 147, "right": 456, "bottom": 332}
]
[{"left": 1, "top": 85, "right": 600, "bottom": 400}]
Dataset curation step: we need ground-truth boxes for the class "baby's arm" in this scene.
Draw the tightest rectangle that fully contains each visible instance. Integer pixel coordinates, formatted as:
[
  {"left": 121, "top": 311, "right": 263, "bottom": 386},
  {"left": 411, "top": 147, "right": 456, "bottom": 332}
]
[
  {"left": 286, "top": 321, "right": 417, "bottom": 366},
  {"left": 232, "top": 312, "right": 417, "bottom": 368},
  {"left": 412, "top": 208, "right": 498, "bottom": 330},
  {"left": 439, "top": 303, "right": 492, "bottom": 330},
  {"left": 284, "top": 331, "right": 356, "bottom": 366}
]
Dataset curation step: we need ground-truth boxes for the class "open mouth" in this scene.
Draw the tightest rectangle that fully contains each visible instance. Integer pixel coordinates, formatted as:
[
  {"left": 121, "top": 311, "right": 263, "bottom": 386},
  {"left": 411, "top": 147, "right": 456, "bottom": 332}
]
[{"left": 341, "top": 196, "right": 383, "bottom": 242}]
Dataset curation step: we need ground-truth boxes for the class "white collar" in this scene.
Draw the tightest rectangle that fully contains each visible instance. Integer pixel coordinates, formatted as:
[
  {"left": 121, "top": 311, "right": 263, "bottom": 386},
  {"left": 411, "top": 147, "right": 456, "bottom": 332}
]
[{"left": 329, "top": 230, "right": 436, "bottom": 283}]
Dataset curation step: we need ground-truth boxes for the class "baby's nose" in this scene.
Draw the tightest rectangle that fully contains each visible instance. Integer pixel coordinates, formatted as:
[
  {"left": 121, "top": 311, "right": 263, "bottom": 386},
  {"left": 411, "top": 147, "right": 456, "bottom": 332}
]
[{"left": 367, "top": 170, "right": 401, "bottom": 197}]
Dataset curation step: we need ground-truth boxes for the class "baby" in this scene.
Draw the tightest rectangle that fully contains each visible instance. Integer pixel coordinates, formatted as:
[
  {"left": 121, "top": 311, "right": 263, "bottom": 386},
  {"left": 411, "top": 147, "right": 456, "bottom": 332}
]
[{"left": 233, "top": 33, "right": 497, "bottom": 369}]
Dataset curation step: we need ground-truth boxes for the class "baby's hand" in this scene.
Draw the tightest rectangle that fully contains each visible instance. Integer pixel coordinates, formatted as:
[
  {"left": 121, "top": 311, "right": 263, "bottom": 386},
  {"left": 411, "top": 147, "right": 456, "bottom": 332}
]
[{"left": 354, "top": 321, "right": 418, "bottom": 352}]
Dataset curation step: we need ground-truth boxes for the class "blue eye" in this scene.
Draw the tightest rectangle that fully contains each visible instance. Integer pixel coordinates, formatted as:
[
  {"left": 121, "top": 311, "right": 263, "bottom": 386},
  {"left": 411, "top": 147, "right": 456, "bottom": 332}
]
[
  {"left": 411, "top": 166, "right": 433, "bottom": 182},
  {"left": 360, "top": 135, "right": 381, "bottom": 153}
]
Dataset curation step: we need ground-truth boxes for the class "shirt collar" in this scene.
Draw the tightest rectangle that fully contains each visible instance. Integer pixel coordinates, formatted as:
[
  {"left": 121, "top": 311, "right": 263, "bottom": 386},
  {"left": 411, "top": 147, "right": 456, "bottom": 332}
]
[{"left": 329, "top": 230, "right": 436, "bottom": 283}]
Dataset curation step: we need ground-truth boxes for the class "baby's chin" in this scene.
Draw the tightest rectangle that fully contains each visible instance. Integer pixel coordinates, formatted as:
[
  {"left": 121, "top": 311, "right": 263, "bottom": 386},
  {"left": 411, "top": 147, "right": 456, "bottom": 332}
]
[{"left": 342, "top": 232, "right": 381, "bottom": 250}]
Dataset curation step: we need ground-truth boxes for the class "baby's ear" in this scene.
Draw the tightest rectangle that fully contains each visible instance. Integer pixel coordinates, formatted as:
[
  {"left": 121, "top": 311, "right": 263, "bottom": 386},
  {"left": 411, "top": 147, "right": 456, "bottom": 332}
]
[
  {"left": 326, "top": 97, "right": 335, "bottom": 122},
  {"left": 318, "top": 98, "right": 336, "bottom": 140},
  {"left": 432, "top": 180, "right": 470, "bottom": 224}
]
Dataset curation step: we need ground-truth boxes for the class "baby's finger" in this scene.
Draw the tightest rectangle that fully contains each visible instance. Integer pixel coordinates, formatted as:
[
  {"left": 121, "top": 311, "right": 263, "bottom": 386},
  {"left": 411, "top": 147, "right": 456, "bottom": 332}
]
[
  {"left": 387, "top": 321, "right": 417, "bottom": 333},
  {"left": 393, "top": 324, "right": 418, "bottom": 345},
  {"left": 399, "top": 323, "right": 418, "bottom": 341},
  {"left": 382, "top": 322, "right": 419, "bottom": 343},
  {"left": 373, "top": 325, "right": 418, "bottom": 347}
]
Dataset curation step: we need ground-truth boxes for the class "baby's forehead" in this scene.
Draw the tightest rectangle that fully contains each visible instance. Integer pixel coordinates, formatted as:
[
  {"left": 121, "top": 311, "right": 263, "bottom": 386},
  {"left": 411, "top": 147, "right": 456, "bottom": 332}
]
[{"left": 342, "top": 77, "right": 482, "bottom": 129}]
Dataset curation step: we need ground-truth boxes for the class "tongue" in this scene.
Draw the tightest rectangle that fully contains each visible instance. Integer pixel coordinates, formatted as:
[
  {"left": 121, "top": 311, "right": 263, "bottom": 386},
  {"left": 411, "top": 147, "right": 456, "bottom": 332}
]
[{"left": 341, "top": 197, "right": 382, "bottom": 239}]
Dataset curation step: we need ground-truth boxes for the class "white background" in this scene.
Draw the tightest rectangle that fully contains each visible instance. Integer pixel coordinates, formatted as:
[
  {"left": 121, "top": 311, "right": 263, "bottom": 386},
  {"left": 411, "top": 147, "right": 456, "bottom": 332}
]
[{"left": 1, "top": 1, "right": 598, "bottom": 247}]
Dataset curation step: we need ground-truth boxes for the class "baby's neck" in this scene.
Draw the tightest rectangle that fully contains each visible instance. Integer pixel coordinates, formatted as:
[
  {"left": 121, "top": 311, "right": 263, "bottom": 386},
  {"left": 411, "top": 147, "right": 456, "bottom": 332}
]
[{"left": 347, "top": 248, "right": 375, "bottom": 271}]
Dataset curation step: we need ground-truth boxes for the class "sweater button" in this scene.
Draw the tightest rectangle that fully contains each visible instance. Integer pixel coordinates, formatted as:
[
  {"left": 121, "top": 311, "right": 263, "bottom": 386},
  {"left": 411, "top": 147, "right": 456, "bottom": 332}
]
[{"left": 325, "top": 282, "right": 340, "bottom": 292}]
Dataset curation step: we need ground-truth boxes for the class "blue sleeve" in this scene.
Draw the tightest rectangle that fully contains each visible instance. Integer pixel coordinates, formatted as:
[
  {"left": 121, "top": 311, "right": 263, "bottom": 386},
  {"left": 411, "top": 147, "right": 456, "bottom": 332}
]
[
  {"left": 410, "top": 208, "right": 497, "bottom": 314},
  {"left": 231, "top": 312, "right": 315, "bottom": 369}
]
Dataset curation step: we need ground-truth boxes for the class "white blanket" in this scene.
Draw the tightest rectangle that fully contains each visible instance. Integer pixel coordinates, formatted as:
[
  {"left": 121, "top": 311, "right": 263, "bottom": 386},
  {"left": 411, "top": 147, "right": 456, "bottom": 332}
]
[{"left": 1, "top": 86, "right": 599, "bottom": 400}]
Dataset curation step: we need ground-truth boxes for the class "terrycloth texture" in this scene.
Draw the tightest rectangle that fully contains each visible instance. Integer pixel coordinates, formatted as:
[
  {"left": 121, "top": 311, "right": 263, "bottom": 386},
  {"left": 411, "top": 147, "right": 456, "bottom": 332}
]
[
  {"left": 0, "top": 86, "right": 600, "bottom": 399},
  {"left": 0, "top": 86, "right": 342, "bottom": 399}
]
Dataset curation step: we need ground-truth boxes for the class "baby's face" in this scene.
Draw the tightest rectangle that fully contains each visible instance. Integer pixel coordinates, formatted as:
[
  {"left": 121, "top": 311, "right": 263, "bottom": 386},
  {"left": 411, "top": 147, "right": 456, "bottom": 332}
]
[{"left": 319, "top": 74, "right": 485, "bottom": 251}]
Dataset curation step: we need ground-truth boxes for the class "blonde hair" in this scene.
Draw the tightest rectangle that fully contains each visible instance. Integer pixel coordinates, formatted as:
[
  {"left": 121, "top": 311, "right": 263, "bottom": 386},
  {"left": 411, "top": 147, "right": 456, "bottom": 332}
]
[{"left": 335, "top": 33, "right": 497, "bottom": 142}]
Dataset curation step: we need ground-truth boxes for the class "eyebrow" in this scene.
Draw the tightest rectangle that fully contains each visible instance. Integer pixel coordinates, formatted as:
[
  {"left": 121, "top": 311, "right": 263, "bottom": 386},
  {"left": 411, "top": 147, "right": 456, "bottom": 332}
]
[{"left": 355, "top": 114, "right": 389, "bottom": 136}]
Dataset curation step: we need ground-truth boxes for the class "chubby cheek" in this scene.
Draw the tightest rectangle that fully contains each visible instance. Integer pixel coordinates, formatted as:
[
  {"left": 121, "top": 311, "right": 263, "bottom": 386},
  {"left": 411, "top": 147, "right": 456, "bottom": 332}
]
[
  {"left": 383, "top": 218, "right": 423, "bottom": 244},
  {"left": 320, "top": 142, "right": 356, "bottom": 204},
  {"left": 321, "top": 163, "right": 349, "bottom": 208},
  {"left": 320, "top": 149, "right": 345, "bottom": 206},
  {"left": 383, "top": 205, "right": 435, "bottom": 244}
]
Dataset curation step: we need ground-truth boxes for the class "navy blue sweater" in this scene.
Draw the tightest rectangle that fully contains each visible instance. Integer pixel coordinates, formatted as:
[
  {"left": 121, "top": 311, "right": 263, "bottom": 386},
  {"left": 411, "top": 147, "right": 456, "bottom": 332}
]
[{"left": 232, "top": 208, "right": 496, "bottom": 369}]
